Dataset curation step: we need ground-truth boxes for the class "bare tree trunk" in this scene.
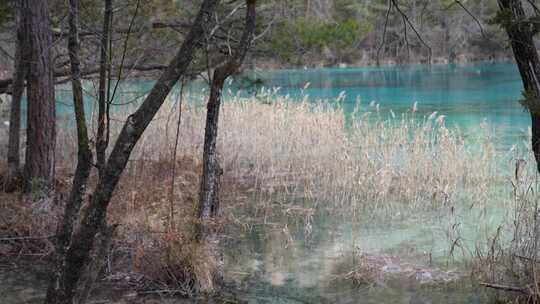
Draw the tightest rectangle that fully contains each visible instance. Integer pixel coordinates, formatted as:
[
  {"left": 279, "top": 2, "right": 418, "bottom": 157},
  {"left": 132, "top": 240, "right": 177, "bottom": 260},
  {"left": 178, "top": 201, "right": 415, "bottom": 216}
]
[
  {"left": 45, "top": 0, "right": 94, "bottom": 302},
  {"left": 5, "top": 2, "right": 28, "bottom": 192},
  {"left": 96, "top": 0, "right": 113, "bottom": 176},
  {"left": 195, "top": 2, "right": 256, "bottom": 293},
  {"left": 22, "top": 0, "right": 56, "bottom": 194},
  {"left": 198, "top": 0, "right": 257, "bottom": 226},
  {"left": 497, "top": 0, "right": 540, "bottom": 173},
  {"left": 43, "top": 1, "right": 221, "bottom": 303}
]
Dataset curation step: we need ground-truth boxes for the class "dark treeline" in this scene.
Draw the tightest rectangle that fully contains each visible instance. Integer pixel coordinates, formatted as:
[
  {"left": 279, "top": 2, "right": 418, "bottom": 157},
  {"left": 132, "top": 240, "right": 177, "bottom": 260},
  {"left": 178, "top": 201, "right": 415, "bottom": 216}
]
[
  {"left": 256, "top": 0, "right": 507, "bottom": 66},
  {"left": 0, "top": 0, "right": 513, "bottom": 73}
]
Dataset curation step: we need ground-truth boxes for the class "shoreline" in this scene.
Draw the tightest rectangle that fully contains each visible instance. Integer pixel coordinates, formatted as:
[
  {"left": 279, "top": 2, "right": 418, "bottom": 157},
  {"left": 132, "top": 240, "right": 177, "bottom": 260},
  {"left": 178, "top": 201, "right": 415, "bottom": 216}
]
[
  {"left": 0, "top": 56, "right": 516, "bottom": 81},
  {"left": 249, "top": 54, "right": 514, "bottom": 72}
]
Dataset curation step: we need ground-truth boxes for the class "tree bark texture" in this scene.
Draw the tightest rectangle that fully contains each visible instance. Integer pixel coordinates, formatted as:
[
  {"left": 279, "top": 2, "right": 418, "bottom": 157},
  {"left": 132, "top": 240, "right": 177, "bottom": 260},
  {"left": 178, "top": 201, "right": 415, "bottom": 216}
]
[
  {"left": 75, "top": 225, "right": 116, "bottom": 304},
  {"left": 22, "top": 0, "right": 56, "bottom": 193}
]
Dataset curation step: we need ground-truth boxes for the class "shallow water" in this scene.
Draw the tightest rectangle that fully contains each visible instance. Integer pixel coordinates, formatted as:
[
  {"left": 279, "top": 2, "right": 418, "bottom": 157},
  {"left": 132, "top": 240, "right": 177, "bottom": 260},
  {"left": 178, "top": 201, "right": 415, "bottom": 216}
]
[
  {"left": 3, "top": 63, "right": 523, "bottom": 303},
  {"left": 223, "top": 63, "right": 521, "bottom": 303},
  {"left": 221, "top": 200, "right": 504, "bottom": 303}
]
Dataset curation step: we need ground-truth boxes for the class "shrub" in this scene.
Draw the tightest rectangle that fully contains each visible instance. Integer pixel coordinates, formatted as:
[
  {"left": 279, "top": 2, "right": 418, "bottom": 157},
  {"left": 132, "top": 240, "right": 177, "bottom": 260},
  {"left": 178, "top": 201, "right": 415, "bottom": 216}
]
[{"left": 268, "top": 17, "right": 372, "bottom": 63}]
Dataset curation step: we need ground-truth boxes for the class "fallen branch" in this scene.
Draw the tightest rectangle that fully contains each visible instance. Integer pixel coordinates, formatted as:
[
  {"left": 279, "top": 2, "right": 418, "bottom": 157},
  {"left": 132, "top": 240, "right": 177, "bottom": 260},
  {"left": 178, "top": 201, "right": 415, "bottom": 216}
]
[
  {"left": 480, "top": 282, "right": 530, "bottom": 294},
  {"left": 136, "top": 289, "right": 188, "bottom": 295},
  {"left": 0, "top": 63, "right": 168, "bottom": 94},
  {"left": 52, "top": 21, "right": 192, "bottom": 39}
]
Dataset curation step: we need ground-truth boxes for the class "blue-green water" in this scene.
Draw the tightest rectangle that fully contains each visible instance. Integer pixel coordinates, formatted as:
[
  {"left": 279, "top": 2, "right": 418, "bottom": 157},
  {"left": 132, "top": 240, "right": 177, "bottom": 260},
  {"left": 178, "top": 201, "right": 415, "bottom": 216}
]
[
  {"left": 250, "top": 62, "right": 528, "bottom": 146},
  {"left": 53, "top": 62, "right": 528, "bottom": 148},
  {"left": 56, "top": 63, "right": 528, "bottom": 147}
]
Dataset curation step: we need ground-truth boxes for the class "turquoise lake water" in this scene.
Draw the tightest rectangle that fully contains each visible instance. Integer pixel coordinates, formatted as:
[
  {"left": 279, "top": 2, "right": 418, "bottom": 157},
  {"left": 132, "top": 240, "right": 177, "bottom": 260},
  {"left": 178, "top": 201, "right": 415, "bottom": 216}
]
[
  {"left": 249, "top": 62, "right": 528, "bottom": 147},
  {"left": 56, "top": 62, "right": 528, "bottom": 148}
]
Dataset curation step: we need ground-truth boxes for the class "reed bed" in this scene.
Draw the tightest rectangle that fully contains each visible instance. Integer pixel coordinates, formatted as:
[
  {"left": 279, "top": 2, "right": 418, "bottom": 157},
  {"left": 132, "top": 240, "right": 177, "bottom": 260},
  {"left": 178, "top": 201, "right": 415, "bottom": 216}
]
[
  {"left": 86, "top": 90, "right": 506, "bottom": 215},
  {"left": 0, "top": 89, "right": 521, "bottom": 295},
  {"left": 54, "top": 90, "right": 506, "bottom": 211}
]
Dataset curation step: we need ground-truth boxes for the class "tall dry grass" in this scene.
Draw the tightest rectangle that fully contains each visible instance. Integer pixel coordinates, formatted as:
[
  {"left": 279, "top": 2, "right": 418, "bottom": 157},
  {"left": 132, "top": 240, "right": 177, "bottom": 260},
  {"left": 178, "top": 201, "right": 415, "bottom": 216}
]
[
  {"left": 54, "top": 90, "right": 506, "bottom": 213},
  {"left": 0, "top": 89, "right": 516, "bottom": 294},
  {"left": 48, "top": 90, "right": 511, "bottom": 249},
  {"left": 470, "top": 146, "right": 540, "bottom": 302}
]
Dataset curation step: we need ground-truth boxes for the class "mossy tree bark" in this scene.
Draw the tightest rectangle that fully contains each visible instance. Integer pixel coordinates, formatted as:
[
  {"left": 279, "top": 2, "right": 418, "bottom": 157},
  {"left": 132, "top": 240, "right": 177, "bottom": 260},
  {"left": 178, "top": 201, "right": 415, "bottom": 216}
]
[
  {"left": 497, "top": 0, "right": 540, "bottom": 173},
  {"left": 198, "top": 0, "right": 257, "bottom": 228},
  {"left": 43, "top": 1, "right": 221, "bottom": 303},
  {"left": 45, "top": 0, "right": 94, "bottom": 302}
]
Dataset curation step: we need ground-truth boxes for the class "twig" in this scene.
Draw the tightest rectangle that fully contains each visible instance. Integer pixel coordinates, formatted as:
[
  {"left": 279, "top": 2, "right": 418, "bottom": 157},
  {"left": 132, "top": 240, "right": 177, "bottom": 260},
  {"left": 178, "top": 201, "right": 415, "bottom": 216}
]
[
  {"left": 527, "top": 0, "right": 540, "bottom": 16},
  {"left": 390, "top": 0, "right": 432, "bottom": 64},
  {"left": 402, "top": 14, "right": 409, "bottom": 62},
  {"left": 136, "top": 289, "right": 187, "bottom": 295},
  {"left": 454, "top": 0, "right": 487, "bottom": 38},
  {"left": 515, "top": 254, "right": 540, "bottom": 263},
  {"left": 376, "top": 0, "right": 392, "bottom": 66},
  {"left": 109, "top": 0, "right": 141, "bottom": 103},
  {"left": 0, "top": 45, "right": 14, "bottom": 61},
  {"left": 0, "top": 235, "right": 56, "bottom": 241},
  {"left": 168, "top": 78, "right": 186, "bottom": 231}
]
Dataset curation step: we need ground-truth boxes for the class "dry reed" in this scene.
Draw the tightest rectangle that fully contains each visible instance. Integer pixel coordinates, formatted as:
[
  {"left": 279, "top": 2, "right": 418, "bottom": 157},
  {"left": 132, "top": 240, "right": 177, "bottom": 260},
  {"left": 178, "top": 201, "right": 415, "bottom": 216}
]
[
  {"left": 54, "top": 90, "right": 506, "bottom": 214},
  {"left": 0, "top": 89, "right": 518, "bottom": 295}
]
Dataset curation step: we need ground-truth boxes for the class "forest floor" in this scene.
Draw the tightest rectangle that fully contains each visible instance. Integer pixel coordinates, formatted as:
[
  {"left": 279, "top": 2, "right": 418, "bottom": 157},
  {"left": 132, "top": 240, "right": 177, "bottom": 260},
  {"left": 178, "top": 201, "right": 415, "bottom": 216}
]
[{"left": 0, "top": 156, "right": 256, "bottom": 303}]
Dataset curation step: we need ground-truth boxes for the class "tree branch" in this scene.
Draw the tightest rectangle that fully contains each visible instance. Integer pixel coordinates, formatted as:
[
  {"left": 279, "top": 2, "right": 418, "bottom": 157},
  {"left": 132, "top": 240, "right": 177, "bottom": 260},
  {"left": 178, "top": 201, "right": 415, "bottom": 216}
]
[
  {"left": 0, "top": 63, "right": 168, "bottom": 94},
  {"left": 390, "top": 0, "right": 432, "bottom": 63}
]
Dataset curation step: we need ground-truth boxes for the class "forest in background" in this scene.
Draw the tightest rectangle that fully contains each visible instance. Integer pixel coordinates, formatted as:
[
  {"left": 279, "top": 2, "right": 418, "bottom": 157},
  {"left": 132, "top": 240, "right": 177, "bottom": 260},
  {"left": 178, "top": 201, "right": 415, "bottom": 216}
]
[{"left": 0, "top": 0, "right": 510, "bottom": 75}]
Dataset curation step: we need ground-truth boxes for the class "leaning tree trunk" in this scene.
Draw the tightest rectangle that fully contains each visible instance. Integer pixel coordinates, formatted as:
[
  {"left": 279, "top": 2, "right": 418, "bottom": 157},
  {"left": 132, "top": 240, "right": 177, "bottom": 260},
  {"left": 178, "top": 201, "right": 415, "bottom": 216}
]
[
  {"left": 45, "top": 0, "right": 94, "bottom": 302},
  {"left": 22, "top": 0, "right": 56, "bottom": 194},
  {"left": 497, "top": 0, "right": 540, "bottom": 173},
  {"left": 5, "top": 2, "right": 28, "bottom": 192},
  {"left": 43, "top": 1, "right": 221, "bottom": 303},
  {"left": 198, "top": 0, "right": 257, "bottom": 228}
]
